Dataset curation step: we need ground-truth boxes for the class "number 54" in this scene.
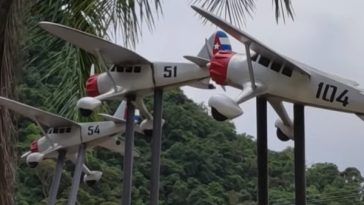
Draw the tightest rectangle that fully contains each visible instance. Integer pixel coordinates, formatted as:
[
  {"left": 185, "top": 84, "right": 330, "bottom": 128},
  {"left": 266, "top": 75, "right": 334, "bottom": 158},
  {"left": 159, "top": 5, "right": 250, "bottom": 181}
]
[{"left": 88, "top": 125, "right": 100, "bottom": 135}]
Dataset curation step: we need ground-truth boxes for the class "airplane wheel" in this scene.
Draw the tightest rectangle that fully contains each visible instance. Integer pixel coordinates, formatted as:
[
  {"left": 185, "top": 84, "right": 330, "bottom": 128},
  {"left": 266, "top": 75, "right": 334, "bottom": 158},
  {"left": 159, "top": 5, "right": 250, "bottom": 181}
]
[
  {"left": 144, "top": 129, "right": 153, "bottom": 136},
  {"left": 211, "top": 107, "right": 227, "bottom": 121},
  {"left": 277, "top": 128, "right": 290, "bottom": 142},
  {"left": 28, "top": 162, "right": 38, "bottom": 168},
  {"left": 79, "top": 108, "right": 93, "bottom": 117},
  {"left": 86, "top": 180, "right": 97, "bottom": 187},
  {"left": 115, "top": 140, "right": 121, "bottom": 145}
]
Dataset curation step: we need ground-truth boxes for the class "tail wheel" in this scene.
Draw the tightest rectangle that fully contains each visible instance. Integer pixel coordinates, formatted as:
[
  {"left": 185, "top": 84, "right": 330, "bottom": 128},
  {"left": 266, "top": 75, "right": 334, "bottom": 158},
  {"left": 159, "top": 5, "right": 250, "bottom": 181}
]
[
  {"left": 276, "top": 128, "right": 290, "bottom": 142},
  {"left": 211, "top": 107, "right": 227, "bottom": 121}
]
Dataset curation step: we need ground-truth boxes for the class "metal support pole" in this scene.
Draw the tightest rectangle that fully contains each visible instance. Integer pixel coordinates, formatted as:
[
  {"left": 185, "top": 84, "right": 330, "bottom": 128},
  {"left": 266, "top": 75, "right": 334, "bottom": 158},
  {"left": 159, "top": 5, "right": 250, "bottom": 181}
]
[
  {"left": 121, "top": 97, "right": 135, "bottom": 205},
  {"left": 150, "top": 89, "right": 163, "bottom": 205},
  {"left": 67, "top": 144, "right": 86, "bottom": 205},
  {"left": 294, "top": 104, "right": 306, "bottom": 205},
  {"left": 47, "top": 150, "right": 66, "bottom": 205},
  {"left": 256, "top": 97, "right": 268, "bottom": 205}
]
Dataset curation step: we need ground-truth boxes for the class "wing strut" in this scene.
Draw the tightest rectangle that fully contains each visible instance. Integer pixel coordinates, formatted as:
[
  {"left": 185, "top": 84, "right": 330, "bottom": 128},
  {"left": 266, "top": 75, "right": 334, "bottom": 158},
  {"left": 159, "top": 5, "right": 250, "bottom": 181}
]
[
  {"left": 244, "top": 42, "right": 256, "bottom": 90},
  {"left": 34, "top": 117, "right": 55, "bottom": 147},
  {"left": 95, "top": 49, "right": 118, "bottom": 92}
]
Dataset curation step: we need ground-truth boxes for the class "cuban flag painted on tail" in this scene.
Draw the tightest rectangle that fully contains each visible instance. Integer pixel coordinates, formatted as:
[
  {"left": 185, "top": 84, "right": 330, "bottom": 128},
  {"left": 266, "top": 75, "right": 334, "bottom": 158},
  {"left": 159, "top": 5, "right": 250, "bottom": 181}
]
[{"left": 212, "top": 31, "right": 232, "bottom": 55}]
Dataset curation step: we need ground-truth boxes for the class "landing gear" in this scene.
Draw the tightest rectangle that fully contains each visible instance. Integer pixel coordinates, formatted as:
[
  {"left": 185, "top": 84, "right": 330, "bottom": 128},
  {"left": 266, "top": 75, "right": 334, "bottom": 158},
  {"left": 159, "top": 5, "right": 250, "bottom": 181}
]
[
  {"left": 211, "top": 107, "right": 227, "bottom": 121},
  {"left": 277, "top": 128, "right": 290, "bottom": 142},
  {"left": 79, "top": 108, "right": 93, "bottom": 117}
]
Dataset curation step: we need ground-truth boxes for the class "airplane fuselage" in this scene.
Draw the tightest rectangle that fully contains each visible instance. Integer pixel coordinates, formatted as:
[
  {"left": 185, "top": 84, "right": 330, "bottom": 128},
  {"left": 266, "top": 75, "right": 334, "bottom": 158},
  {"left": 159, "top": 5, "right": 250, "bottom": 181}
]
[
  {"left": 94, "top": 62, "right": 209, "bottom": 98},
  {"left": 228, "top": 53, "right": 364, "bottom": 115},
  {"left": 35, "top": 121, "right": 125, "bottom": 159}
]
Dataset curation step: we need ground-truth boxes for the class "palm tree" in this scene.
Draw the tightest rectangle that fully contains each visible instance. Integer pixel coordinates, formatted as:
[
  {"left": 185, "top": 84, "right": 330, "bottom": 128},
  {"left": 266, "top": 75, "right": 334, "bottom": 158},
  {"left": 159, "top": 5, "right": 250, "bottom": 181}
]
[
  {"left": 0, "top": 0, "right": 22, "bottom": 204},
  {"left": 1, "top": 0, "right": 293, "bottom": 203}
]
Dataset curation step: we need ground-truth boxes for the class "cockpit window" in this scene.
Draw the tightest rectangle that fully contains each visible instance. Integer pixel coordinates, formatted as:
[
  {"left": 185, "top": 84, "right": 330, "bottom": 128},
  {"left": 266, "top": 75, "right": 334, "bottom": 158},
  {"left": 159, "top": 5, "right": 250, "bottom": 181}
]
[
  {"left": 117, "top": 66, "right": 124, "bottom": 72},
  {"left": 282, "top": 66, "right": 293, "bottom": 77},
  {"left": 258, "top": 55, "right": 270, "bottom": 67},
  {"left": 270, "top": 61, "right": 282, "bottom": 72},
  {"left": 59, "top": 128, "right": 65, "bottom": 133},
  {"left": 48, "top": 127, "right": 71, "bottom": 134},
  {"left": 134, "top": 66, "right": 141, "bottom": 73},
  {"left": 251, "top": 54, "right": 258, "bottom": 61},
  {"left": 125, "top": 66, "right": 133, "bottom": 73}
]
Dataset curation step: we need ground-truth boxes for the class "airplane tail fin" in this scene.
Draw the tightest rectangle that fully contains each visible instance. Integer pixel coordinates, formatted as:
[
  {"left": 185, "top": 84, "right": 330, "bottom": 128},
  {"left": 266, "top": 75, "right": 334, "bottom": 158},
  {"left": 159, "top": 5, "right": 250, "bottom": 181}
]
[
  {"left": 197, "top": 31, "right": 232, "bottom": 60},
  {"left": 112, "top": 101, "right": 142, "bottom": 123},
  {"left": 113, "top": 100, "right": 127, "bottom": 119}
]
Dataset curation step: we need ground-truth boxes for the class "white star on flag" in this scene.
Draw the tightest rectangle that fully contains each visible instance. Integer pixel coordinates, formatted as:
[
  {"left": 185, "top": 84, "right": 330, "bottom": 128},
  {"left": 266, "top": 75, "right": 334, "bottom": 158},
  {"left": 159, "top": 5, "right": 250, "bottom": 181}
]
[{"left": 214, "top": 43, "right": 219, "bottom": 49}]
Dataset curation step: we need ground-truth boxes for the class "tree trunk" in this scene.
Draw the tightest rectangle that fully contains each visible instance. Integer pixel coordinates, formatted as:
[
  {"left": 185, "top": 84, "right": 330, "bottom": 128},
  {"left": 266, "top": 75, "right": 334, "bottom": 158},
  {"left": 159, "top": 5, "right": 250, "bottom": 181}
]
[{"left": 0, "top": 0, "right": 20, "bottom": 204}]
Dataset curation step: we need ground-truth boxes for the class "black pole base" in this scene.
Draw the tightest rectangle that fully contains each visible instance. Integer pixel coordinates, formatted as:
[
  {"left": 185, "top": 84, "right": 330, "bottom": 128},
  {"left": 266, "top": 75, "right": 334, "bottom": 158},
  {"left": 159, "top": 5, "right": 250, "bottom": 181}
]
[
  {"left": 294, "top": 104, "right": 306, "bottom": 205},
  {"left": 149, "top": 89, "right": 163, "bottom": 205},
  {"left": 256, "top": 97, "right": 268, "bottom": 205},
  {"left": 121, "top": 97, "right": 136, "bottom": 205}
]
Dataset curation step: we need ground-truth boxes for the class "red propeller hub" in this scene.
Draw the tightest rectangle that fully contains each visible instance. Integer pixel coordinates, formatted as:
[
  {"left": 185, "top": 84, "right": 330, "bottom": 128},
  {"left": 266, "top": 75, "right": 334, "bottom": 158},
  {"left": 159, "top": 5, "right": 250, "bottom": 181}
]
[
  {"left": 30, "top": 140, "right": 38, "bottom": 152},
  {"left": 86, "top": 75, "right": 99, "bottom": 97},
  {"left": 209, "top": 51, "right": 234, "bottom": 85}
]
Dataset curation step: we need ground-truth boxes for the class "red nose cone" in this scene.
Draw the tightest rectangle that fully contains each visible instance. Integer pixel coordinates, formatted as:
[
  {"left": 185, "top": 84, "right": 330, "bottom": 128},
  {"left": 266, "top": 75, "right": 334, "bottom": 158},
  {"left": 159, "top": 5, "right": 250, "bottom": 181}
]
[
  {"left": 30, "top": 140, "right": 38, "bottom": 152},
  {"left": 86, "top": 75, "right": 99, "bottom": 97},
  {"left": 209, "top": 51, "right": 233, "bottom": 85}
]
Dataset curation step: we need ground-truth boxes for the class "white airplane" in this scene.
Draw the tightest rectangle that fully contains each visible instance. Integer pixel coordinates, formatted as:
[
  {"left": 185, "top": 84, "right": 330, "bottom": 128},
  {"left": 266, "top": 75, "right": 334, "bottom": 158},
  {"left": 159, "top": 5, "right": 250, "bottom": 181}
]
[
  {"left": 38, "top": 22, "right": 231, "bottom": 133},
  {"left": 0, "top": 97, "right": 139, "bottom": 185},
  {"left": 192, "top": 6, "right": 364, "bottom": 141}
]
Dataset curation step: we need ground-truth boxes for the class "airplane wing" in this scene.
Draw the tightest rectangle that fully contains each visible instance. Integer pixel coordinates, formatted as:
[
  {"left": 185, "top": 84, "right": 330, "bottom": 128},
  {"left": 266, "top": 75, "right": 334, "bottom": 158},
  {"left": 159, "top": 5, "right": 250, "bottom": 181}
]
[
  {"left": 97, "top": 113, "right": 125, "bottom": 123},
  {"left": 0, "top": 97, "right": 79, "bottom": 128},
  {"left": 39, "top": 21, "right": 151, "bottom": 65},
  {"left": 192, "top": 6, "right": 311, "bottom": 77},
  {"left": 287, "top": 57, "right": 360, "bottom": 87},
  {"left": 97, "top": 137, "right": 140, "bottom": 157}
]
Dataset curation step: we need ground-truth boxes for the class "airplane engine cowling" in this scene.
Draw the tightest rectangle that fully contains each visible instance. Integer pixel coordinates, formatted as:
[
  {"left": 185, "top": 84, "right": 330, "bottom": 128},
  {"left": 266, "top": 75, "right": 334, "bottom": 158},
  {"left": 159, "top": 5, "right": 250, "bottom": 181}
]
[
  {"left": 86, "top": 75, "right": 99, "bottom": 97},
  {"left": 275, "top": 119, "right": 294, "bottom": 141},
  {"left": 77, "top": 97, "right": 102, "bottom": 111},
  {"left": 26, "top": 152, "right": 44, "bottom": 168},
  {"left": 209, "top": 51, "right": 234, "bottom": 85},
  {"left": 83, "top": 171, "right": 103, "bottom": 186},
  {"left": 208, "top": 94, "right": 243, "bottom": 121}
]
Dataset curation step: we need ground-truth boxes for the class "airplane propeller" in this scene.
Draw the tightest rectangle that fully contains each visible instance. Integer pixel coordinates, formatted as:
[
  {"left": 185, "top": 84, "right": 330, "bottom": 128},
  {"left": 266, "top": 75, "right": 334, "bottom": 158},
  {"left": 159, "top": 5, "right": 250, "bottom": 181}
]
[{"left": 90, "top": 64, "right": 95, "bottom": 76}]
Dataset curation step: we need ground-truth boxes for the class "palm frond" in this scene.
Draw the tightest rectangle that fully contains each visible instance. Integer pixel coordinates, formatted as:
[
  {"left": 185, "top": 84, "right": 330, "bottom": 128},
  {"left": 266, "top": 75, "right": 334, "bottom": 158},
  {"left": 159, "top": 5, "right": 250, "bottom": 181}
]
[
  {"left": 192, "top": 0, "right": 255, "bottom": 28},
  {"left": 192, "top": 0, "right": 294, "bottom": 28},
  {"left": 273, "top": 0, "right": 294, "bottom": 23}
]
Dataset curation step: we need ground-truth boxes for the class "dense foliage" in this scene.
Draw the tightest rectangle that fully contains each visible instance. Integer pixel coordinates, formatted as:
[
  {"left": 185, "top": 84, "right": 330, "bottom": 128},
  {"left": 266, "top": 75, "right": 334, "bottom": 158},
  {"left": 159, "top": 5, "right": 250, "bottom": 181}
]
[{"left": 14, "top": 86, "right": 364, "bottom": 204}]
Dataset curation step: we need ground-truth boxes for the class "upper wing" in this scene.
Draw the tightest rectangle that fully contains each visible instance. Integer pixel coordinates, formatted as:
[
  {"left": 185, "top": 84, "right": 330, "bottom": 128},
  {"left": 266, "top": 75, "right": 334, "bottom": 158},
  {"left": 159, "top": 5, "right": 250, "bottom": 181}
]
[
  {"left": 192, "top": 6, "right": 311, "bottom": 77},
  {"left": 287, "top": 56, "right": 360, "bottom": 87},
  {"left": 0, "top": 97, "right": 78, "bottom": 128},
  {"left": 39, "top": 21, "right": 151, "bottom": 65}
]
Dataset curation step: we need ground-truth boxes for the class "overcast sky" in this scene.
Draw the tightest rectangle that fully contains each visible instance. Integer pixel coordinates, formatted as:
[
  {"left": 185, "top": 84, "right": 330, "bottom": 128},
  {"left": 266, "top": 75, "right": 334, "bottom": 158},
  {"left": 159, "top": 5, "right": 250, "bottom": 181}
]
[{"left": 131, "top": 0, "right": 364, "bottom": 173}]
